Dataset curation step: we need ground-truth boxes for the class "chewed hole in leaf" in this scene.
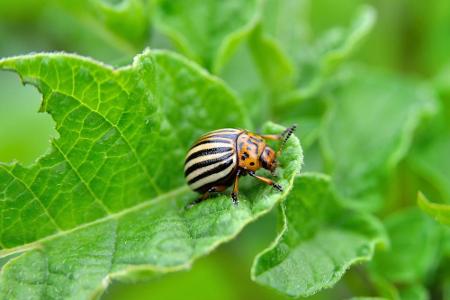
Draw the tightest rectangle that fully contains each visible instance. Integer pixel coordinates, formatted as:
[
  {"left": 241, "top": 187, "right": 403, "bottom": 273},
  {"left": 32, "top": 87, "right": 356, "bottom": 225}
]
[{"left": 0, "top": 71, "right": 58, "bottom": 165}]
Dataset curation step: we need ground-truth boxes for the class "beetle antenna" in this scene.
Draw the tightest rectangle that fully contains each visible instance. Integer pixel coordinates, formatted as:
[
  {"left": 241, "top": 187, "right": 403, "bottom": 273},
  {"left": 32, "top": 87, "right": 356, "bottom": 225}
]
[{"left": 277, "top": 124, "right": 296, "bottom": 155}]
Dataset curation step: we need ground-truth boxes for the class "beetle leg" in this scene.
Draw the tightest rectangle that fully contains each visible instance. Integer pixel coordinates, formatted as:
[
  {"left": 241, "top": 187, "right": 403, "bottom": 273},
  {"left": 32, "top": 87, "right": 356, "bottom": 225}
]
[
  {"left": 260, "top": 124, "right": 296, "bottom": 141},
  {"left": 259, "top": 134, "right": 282, "bottom": 141},
  {"left": 186, "top": 185, "right": 227, "bottom": 209},
  {"left": 230, "top": 169, "right": 242, "bottom": 206},
  {"left": 248, "top": 171, "right": 283, "bottom": 192}
]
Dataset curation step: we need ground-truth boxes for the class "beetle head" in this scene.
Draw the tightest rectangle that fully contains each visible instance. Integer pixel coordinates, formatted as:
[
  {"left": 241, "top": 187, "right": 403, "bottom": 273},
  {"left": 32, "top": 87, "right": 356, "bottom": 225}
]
[{"left": 260, "top": 146, "right": 277, "bottom": 173}]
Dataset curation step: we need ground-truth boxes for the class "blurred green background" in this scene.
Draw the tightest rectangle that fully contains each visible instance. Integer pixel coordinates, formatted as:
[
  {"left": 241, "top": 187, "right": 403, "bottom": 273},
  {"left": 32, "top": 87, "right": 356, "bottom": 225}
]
[{"left": 1, "top": 0, "right": 449, "bottom": 299}]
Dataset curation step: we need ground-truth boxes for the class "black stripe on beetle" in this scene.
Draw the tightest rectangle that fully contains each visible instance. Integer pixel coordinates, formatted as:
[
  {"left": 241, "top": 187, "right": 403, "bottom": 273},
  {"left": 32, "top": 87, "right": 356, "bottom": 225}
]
[
  {"left": 186, "top": 147, "right": 232, "bottom": 162},
  {"left": 187, "top": 158, "right": 234, "bottom": 184},
  {"left": 184, "top": 152, "right": 234, "bottom": 176}
]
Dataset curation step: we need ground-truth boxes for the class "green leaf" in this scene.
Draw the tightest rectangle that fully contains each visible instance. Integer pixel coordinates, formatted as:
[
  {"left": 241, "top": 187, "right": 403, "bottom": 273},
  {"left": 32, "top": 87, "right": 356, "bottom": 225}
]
[
  {"left": 0, "top": 50, "right": 303, "bottom": 299},
  {"left": 55, "top": 0, "right": 151, "bottom": 55},
  {"left": 245, "top": 24, "right": 294, "bottom": 93},
  {"left": 399, "top": 284, "right": 429, "bottom": 300},
  {"left": 251, "top": 173, "right": 386, "bottom": 298},
  {"left": 370, "top": 208, "right": 441, "bottom": 284},
  {"left": 278, "top": 5, "right": 377, "bottom": 109},
  {"left": 321, "top": 67, "right": 437, "bottom": 211},
  {"left": 369, "top": 273, "right": 401, "bottom": 300},
  {"left": 410, "top": 118, "right": 450, "bottom": 203},
  {"left": 369, "top": 274, "right": 429, "bottom": 300},
  {"left": 155, "top": 1, "right": 296, "bottom": 129},
  {"left": 218, "top": 22, "right": 295, "bottom": 126},
  {"left": 273, "top": 6, "right": 376, "bottom": 151},
  {"left": 218, "top": 0, "right": 308, "bottom": 127},
  {"left": 261, "top": 0, "right": 310, "bottom": 60},
  {"left": 153, "top": 0, "right": 297, "bottom": 127},
  {"left": 418, "top": 192, "right": 450, "bottom": 225},
  {"left": 153, "top": 0, "right": 261, "bottom": 71},
  {"left": 318, "top": 5, "right": 376, "bottom": 76}
]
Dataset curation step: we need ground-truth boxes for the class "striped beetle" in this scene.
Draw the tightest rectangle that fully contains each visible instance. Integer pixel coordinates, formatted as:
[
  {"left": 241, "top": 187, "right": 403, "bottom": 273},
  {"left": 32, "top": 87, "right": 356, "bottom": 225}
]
[{"left": 184, "top": 125, "right": 296, "bottom": 207}]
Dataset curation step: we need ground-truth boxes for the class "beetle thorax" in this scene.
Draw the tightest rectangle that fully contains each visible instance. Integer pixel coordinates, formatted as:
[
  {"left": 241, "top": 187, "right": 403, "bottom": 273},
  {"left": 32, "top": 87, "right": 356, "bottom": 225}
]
[{"left": 236, "top": 132, "right": 265, "bottom": 172}]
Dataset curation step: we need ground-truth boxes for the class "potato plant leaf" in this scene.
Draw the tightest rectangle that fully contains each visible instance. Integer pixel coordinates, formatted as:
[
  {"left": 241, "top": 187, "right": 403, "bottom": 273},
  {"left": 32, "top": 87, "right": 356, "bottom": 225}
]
[
  {"left": 418, "top": 192, "right": 450, "bottom": 225},
  {"left": 410, "top": 120, "right": 450, "bottom": 203},
  {"left": 273, "top": 6, "right": 377, "bottom": 150},
  {"left": 153, "top": 0, "right": 298, "bottom": 127},
  {"left": 369, "top": 208, "right": 442, "bottom": 284},
  {"left": 154, "top": 0, "right": 261, "bottom": 71},
  {"left": 262, "top": 0, "right": 310, "bottom": 61},
  {"left": 56, "top": 0, "right": 151, "bottom": 55},
  {"left": 278, "top": 5, "right": 377, "bottom": 109},
  {"left": 218, "top": 21, "right": 295, "bottom": 126},
  {"left": 0, "top": 50, "right": 303, "bottom": 299},
  {"left": 321, "top": 68, "right": 437, "bottom": 211},
  {"left": 399, "top": 284, "right": 429, "bottom": 300},
  {"left": 251, "top": 173, "right": 386, "bottom": 297},
  {"left": 318, "top": 6, "right": 376, "bottom": 76}
]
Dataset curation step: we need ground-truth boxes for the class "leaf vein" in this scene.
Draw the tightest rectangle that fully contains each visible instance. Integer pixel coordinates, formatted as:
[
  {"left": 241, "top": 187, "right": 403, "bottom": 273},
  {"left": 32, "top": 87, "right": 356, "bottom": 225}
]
[
  {"left": 0, "top": 164, "right": 63, "bottom": 234},
  {"left": 0, "top": 185, "right": 190, "bottom": 257},
  {"left": 49, "top": 87, "right": 162, "bottom": 195},
  {"left": 52, "top": 141, "right": 112, "bottom": 214}
]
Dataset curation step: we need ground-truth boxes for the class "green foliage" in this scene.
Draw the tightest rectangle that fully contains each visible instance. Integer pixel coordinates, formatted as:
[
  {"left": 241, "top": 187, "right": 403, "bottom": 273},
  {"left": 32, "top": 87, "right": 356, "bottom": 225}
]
[
  {"left": 56, "top": 0, "right": 151, "bottom": 55},
  {"left": 321, "top": 68, "right": 437, "bottom": 211},
  {"left": 370, "top": 208, "right": 441, "bottom": 283},
  {"left": 154, "top": 0, "right": 260, "bottom": 71},
  {"left": 0, "top": 52, "right": 302, "bottom": 299},
  {"left": 297, "top": 6, "right": 376, "bottom": 96},
  {"left": 411, "top": 120, "right": 450, "bottom": 203},
  {"left": 1, "top": 0, "right": 450, "bottom": 299},
  {"left": 252, "top": 174, "right": 386, "bottom": 297},
  {"left": 418, "top": 193, "right": 450, "bottom": 225}
]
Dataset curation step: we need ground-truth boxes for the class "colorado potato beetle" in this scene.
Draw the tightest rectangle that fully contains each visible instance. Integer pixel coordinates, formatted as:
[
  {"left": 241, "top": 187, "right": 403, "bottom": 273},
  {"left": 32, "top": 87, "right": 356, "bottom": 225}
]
[{"left": 184, "top": 125, "right": 296, "bottom": 207}]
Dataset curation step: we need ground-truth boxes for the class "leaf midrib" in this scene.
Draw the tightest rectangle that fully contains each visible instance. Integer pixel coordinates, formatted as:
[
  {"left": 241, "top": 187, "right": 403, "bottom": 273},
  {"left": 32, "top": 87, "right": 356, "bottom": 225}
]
[{"left": 0, "top": 185, "right": 190, "bottom": 258}]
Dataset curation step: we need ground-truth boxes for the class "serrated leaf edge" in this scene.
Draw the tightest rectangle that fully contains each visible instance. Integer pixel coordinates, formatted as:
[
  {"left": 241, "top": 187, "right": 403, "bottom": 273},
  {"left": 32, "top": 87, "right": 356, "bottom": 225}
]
[{"left": 250, "top": 172, "right": 387, "bottom": 297}]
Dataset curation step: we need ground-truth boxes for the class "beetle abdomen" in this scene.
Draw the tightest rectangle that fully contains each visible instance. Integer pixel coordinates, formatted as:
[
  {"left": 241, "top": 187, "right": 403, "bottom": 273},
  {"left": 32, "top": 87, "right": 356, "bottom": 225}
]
[{"left": 184, "top": 129, "right": 241, "bottom": 193}]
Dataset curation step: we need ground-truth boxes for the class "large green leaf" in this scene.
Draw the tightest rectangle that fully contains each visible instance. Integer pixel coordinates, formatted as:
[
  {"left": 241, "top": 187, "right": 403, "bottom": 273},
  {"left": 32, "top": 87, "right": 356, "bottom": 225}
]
[
  {"left": 0, "top": 50, "right": 303, "bottom": 299},
  {"left": 251, "top": 173, "right": 386, "bottom": 297},
  {"left": 153, "top": 0, "right": 261, "bottom": 71},
  {"left": 321, "top": 67, "right": 437, "bottom": 211},
  {"left": 370, "top": 208, "right": 442, "bottom": 284}
]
